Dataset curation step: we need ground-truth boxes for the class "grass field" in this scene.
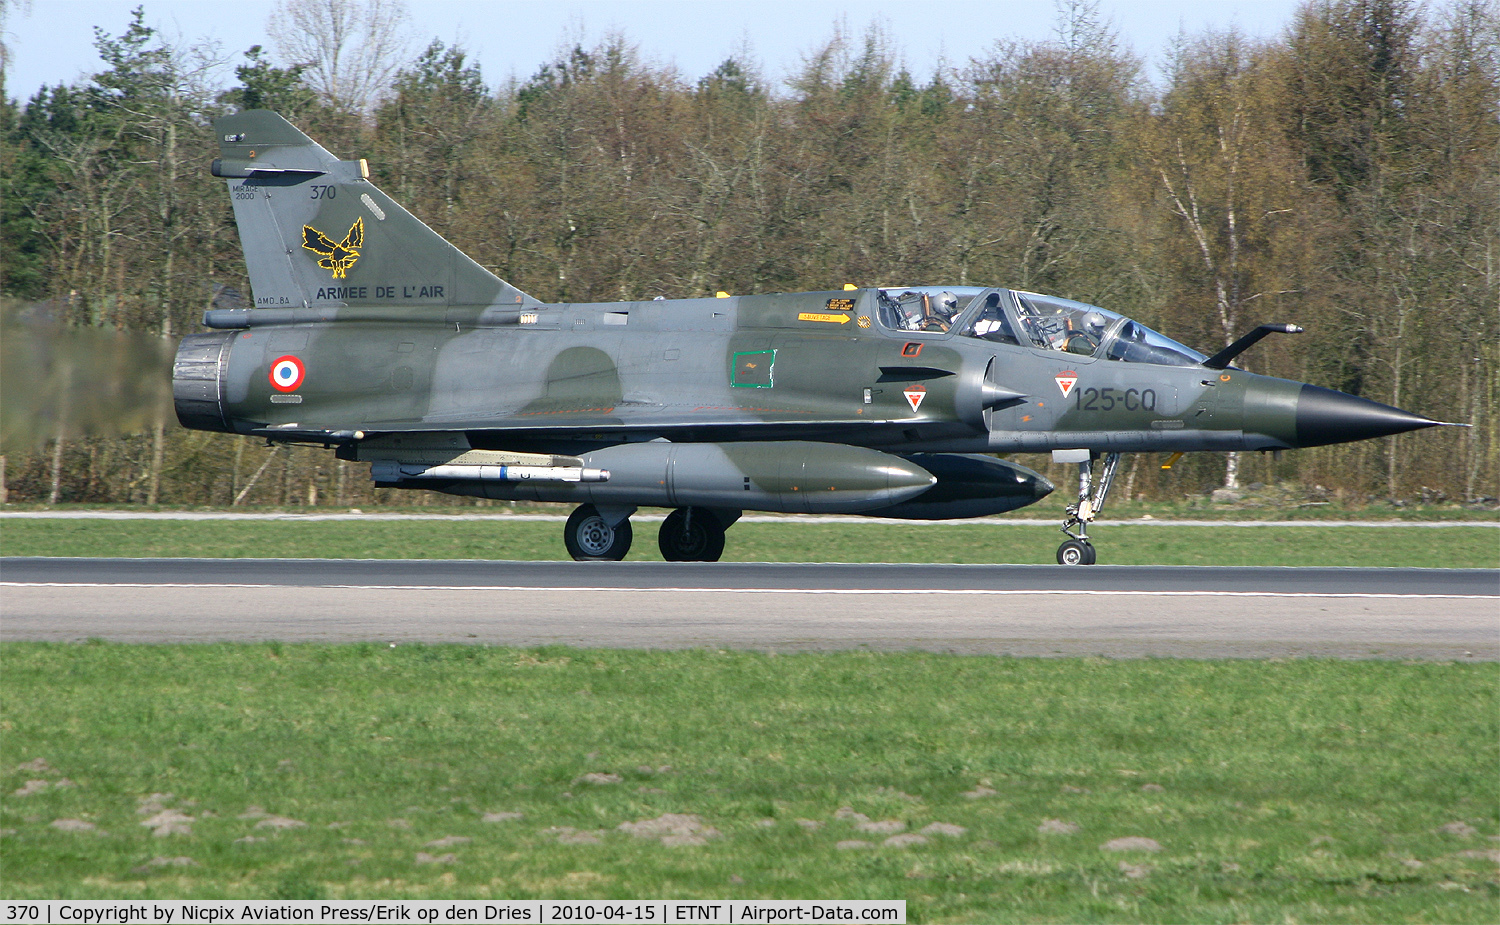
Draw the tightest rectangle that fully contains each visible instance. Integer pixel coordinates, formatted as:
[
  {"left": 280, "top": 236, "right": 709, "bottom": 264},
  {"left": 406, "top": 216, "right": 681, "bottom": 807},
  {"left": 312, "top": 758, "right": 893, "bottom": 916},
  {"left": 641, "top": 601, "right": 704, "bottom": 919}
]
[
  {"left": 4, "top": 514, "right": 1495, "bottom": 918},
  {"left": 0, "top": 645, "right": 1496, "bottom": 920},
  {"left": 2, "top": 517, "right": 1497, "bottom": 568}
]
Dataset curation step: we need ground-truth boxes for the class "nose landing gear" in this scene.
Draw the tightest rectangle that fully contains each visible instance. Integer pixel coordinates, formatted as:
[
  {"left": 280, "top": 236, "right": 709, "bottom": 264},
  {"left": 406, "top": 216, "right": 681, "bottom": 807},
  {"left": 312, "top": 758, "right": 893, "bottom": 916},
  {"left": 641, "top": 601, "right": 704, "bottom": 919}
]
[
  {"left": 1055, "top": 450, "right": 1121, "bottom": 565},
  {"left": 1057, "top": 537, "right": 1095, "bottom": 566}
]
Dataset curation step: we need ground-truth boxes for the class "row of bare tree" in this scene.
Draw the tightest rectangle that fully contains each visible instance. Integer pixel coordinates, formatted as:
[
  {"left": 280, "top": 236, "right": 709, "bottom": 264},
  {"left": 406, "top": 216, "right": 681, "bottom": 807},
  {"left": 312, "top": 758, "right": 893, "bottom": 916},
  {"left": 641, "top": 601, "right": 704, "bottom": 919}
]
[{"left": 1, "top": 0, "right": 1495, "bottom": 507}]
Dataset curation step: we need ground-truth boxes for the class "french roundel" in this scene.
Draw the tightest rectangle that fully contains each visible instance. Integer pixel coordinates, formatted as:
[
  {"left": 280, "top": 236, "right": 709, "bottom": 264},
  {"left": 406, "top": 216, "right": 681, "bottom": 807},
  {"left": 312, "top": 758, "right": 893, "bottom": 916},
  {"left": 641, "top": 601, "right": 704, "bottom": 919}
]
[{"left": 269, "top": 355, "right": 305, "bottom": 392}]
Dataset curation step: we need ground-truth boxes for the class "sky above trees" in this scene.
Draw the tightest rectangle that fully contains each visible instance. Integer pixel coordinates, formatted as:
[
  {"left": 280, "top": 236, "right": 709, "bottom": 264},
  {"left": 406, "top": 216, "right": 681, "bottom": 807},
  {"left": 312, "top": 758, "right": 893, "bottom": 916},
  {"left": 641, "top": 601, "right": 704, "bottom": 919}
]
[{"left": 5, "top": 0, "right": 1305, "bottom": 102}]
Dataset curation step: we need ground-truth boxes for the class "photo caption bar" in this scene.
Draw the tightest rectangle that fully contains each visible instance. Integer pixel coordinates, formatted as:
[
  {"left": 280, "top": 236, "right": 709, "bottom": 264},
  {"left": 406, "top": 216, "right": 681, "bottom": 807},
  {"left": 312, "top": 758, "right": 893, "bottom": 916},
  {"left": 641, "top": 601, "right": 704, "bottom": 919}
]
[{"left": 2, "top": 901, "right": 904, "bottom": 925}]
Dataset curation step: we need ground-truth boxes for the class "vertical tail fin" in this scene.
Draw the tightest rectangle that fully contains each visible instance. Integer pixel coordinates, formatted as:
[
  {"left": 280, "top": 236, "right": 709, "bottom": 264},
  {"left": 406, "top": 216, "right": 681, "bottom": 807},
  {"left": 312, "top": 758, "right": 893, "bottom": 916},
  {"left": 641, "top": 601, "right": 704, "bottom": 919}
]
[{"left": 211, "top": 110, "right": 537, "bottom": 311}]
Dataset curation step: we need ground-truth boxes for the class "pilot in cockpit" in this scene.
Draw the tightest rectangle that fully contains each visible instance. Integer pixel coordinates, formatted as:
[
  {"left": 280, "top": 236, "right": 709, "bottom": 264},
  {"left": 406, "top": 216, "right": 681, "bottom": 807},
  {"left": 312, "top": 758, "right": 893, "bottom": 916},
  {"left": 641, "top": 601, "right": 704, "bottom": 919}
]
[
  {"left": 934, "top": 291, "right": 959, "bottom": 320},
  {"left": 1061, "top": 311, "right": 1109, "bottom": 355},
  {"left": 924, "top": 291, "right": 961, "bottom": 331},
  {"left": 895, "top": 290, "right": 963, "bottom": 332}
]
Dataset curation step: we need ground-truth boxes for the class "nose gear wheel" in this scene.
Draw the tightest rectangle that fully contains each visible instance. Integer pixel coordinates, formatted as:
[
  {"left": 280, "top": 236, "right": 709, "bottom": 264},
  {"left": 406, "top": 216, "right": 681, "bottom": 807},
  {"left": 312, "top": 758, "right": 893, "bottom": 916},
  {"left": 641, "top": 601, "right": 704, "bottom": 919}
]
[
  {"left": 1056, "top": 538, "right": 1096, "bottom": 566},
  {"left": 1057, "top": 451, "right": 1120, "bottom": 565}
]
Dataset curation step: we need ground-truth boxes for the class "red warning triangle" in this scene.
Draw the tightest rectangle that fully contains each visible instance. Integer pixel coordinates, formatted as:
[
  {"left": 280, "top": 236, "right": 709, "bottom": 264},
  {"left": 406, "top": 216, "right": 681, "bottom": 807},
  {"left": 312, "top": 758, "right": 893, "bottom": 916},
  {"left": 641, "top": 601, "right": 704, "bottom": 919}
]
[
  {"left": 903, "top": 384, "right": 927, "bottom": 412},
  {"left": 1055, "top": 371, "right": 1078, "bottom": 398}
]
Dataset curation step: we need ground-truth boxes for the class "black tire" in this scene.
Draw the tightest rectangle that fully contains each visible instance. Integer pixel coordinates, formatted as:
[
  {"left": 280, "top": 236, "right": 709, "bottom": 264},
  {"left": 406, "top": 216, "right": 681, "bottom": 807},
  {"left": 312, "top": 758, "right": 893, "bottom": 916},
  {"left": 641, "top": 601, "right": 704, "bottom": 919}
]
[
  {"left": 564, "top": 504, "right": 633, "bottom": 561},
  {"left": 1057, "top": 539, "right": 1094, "bottom": 566},
  {"left": 658, "top": 507, "right": 726, "bottom": 562}
]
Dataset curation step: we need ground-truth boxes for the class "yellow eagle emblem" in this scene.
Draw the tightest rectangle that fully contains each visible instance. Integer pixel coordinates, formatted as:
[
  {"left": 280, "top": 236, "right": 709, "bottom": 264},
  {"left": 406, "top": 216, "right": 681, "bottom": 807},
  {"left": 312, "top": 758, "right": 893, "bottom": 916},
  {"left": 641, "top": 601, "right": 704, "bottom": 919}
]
[{"left": 301, "top": 217, "right": 363, "bottom": 278}]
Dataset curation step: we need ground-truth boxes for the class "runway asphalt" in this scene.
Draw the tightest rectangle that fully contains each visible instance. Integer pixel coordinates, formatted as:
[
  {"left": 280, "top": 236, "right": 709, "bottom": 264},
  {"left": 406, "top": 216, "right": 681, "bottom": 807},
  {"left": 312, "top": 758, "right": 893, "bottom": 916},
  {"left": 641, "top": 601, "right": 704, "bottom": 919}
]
[
  {"left": 3, "top": 558, "right": 1495, "bottom": 660},
  {"left": 4, "top": 556, "right": 1499, "bottom": 594}
]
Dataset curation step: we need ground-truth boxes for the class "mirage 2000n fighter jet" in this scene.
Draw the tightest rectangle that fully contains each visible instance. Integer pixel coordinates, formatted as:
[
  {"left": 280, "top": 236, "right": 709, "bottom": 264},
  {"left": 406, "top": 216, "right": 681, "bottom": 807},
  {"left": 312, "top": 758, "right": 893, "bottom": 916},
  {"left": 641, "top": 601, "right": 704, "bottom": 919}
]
[{"left": 174, "top": 111, "right": 1449, "bottom": 564}]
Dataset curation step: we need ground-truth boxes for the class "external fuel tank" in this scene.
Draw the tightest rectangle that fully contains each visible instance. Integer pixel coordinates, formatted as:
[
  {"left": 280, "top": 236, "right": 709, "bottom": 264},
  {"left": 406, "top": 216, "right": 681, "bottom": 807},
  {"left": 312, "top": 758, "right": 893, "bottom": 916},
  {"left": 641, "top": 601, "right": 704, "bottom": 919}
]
[{"left": 375, "top": 440, "right": 938, "bottom": 515}]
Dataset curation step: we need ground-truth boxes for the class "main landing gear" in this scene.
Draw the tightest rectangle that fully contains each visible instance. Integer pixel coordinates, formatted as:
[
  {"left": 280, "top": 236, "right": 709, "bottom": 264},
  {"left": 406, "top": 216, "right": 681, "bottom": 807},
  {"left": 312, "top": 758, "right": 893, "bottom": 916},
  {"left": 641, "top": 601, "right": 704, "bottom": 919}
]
[
  {"left": 1055, "top": 450, "right": 1121, "bottom": 566},
  {"left": 658, "top": 506, "right": 731, "bottom": 562},
  {"left": 564, "top": 504, "right": 635, "bottom": 561},
  {"left": 565, "top": 504, "right": 738, "bottom": 562}
]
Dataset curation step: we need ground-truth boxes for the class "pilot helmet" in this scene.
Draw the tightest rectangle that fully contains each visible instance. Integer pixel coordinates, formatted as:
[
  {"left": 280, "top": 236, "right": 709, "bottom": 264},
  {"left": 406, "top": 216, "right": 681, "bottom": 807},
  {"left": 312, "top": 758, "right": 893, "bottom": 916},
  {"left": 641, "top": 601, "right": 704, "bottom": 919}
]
[
  {"left": 935, "top": 291, "right": 960, "bottom": 318},
  {"left": 1083, "top": 311, "right": 1107, "bottom": 334}
]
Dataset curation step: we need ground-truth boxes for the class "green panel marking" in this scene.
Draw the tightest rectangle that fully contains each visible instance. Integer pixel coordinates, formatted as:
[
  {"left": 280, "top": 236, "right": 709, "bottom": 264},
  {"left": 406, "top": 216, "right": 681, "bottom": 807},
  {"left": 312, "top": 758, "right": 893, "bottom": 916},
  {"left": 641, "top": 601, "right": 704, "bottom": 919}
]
[{"left": 731, "top": 349, "right": 776, "bottom": 388}]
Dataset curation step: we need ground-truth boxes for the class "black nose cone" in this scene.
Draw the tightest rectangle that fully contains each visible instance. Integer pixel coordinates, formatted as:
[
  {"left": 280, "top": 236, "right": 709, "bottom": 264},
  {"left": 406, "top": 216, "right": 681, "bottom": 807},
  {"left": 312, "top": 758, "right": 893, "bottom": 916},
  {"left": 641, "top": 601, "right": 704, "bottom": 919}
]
[{"left": 1295, "top": 384, "right": 1440, "bottom": 448}]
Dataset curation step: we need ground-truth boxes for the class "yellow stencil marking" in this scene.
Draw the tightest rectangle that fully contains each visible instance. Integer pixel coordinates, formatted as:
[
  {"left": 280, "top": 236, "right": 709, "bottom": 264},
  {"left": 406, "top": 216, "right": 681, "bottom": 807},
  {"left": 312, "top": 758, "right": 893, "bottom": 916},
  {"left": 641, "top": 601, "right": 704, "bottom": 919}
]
[{"left": 302, "top": 217, "right": 364, "bottom": 279}]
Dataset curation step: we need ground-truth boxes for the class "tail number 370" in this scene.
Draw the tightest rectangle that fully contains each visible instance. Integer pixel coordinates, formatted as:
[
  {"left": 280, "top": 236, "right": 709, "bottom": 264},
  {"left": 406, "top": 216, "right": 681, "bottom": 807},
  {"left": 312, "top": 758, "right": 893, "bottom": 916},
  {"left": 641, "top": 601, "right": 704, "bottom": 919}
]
[{"left": 1076, "top": 387, "right": 1155, "bottom": 412}]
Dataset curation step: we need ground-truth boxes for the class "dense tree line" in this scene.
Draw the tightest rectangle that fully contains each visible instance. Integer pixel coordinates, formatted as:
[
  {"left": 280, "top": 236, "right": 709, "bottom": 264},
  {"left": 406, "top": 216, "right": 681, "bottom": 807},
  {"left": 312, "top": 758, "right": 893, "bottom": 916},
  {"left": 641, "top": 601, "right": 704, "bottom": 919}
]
[{"left": 2, "top": 0, "right": 1495, "bottom": 508}]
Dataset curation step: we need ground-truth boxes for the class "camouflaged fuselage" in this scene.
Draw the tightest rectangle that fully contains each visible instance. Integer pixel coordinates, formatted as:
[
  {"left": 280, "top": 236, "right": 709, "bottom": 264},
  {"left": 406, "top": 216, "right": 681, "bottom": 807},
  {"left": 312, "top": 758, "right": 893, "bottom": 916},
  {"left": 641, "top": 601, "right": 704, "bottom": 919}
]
[
  {"left": 175, "top": 110, "right": 1441, "bottom": 526},
  {"left": 181, "top": 290, "right": 1314, "bottom": 459}
]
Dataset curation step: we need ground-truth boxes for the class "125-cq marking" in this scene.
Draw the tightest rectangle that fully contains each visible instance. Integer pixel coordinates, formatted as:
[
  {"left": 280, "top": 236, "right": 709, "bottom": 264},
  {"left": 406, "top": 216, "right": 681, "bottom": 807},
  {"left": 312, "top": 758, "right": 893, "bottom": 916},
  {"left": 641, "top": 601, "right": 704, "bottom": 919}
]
[{"left": 1075, "top": 387, "right": 1156, "bottom": 412}]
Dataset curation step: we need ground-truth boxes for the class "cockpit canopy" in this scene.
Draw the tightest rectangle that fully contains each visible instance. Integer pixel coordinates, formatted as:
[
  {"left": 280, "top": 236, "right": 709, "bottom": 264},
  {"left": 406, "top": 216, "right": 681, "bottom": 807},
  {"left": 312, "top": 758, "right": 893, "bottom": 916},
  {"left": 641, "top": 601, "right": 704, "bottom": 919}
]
[{"left": 876, "top": 286, "right": 1207, "bottom": 367}]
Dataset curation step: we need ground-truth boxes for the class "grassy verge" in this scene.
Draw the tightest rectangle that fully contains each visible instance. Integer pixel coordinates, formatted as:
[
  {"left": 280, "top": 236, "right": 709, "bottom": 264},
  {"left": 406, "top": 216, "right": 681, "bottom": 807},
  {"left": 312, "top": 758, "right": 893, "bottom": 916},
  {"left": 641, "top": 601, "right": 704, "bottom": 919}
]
[
  {"left": 1, "top": 644, "right": 1496, "bottom": 920},
  {"left": 1, "top": 518, "right": 1496, "bottom": 567}
]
